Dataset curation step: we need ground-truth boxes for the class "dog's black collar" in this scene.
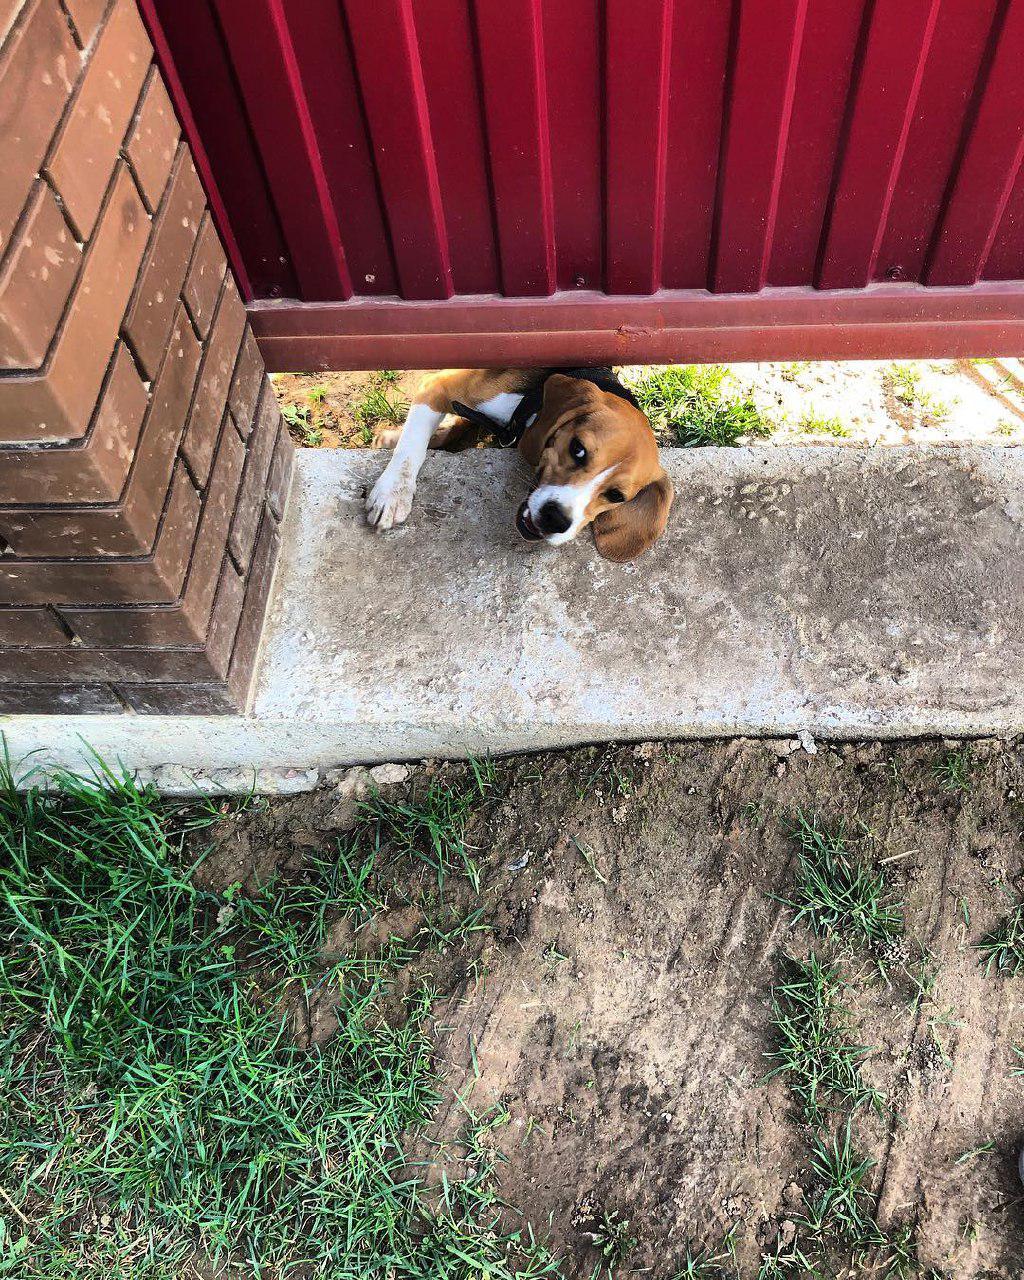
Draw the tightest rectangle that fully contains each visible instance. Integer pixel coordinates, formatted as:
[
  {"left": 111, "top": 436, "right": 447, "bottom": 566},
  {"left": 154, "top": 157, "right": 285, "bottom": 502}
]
[{"left": 451, "top": 367, "right": 639, "bottom": 449}]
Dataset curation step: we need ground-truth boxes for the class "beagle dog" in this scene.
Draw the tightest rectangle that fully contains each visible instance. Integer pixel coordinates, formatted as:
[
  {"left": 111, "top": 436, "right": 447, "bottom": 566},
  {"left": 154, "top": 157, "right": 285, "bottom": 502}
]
[{"left": 365, "top": 367, "right": 674, "bottom": 561}]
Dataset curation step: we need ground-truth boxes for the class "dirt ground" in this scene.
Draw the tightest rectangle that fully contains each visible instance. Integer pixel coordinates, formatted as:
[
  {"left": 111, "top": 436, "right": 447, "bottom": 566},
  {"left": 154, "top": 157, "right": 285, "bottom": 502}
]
[
  {"left": 202, "top": 738, "right": 1024, "bottom": 1279},
  {"left": 271, "top": 359, "right": 1024, "bottom": 451}
]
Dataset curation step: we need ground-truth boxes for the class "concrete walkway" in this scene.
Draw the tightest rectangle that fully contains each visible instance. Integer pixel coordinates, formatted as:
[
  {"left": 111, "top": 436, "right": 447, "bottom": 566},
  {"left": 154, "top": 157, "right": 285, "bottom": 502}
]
[{"left": 4, "top": 446, "right": 1023, "bottom": 791}]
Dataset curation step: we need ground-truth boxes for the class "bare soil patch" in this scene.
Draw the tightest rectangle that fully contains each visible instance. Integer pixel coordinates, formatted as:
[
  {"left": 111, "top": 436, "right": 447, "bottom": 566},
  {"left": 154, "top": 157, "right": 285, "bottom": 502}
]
[{"left": 204, "top": 739, "right": 1024, "bottom": 1279}]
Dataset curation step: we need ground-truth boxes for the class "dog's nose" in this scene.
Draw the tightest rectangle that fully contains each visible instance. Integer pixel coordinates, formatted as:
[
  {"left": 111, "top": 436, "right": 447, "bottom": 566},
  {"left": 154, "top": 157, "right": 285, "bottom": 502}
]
[{"left": 538, "top": 501, "right": 572, "bottom": 535}]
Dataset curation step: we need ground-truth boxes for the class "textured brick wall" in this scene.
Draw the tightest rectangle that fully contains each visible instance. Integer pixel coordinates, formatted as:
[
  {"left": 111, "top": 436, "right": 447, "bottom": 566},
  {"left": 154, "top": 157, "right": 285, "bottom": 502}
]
[{"left": 0, "top": 0, "right": 293, "bottom": 714}]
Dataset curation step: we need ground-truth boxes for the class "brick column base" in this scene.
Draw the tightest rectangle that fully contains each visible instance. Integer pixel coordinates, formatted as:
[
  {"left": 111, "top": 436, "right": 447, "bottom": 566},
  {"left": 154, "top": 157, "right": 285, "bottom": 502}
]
[{"left": 0, "top": 0, "right": 293, "bottom": 714}]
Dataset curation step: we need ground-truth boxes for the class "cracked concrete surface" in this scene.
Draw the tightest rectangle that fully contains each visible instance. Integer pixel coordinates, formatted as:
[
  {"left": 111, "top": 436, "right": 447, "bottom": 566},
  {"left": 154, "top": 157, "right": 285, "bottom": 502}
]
[{"left": 4, "top": 446, "right": 1024, "bottom": 791}]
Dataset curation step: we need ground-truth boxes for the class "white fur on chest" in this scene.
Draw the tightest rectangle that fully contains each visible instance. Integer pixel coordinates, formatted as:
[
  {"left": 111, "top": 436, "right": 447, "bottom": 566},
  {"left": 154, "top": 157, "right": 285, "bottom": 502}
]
[{"left": 473, "top": 391, "right": 528, "bottom": 424}]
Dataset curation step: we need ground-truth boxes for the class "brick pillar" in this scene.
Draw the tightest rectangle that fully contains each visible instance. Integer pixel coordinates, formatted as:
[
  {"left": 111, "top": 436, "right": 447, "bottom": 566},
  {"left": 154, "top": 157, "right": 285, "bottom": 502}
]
[{"left": 0, "top": 0, "right": 293, "bottom": 714}]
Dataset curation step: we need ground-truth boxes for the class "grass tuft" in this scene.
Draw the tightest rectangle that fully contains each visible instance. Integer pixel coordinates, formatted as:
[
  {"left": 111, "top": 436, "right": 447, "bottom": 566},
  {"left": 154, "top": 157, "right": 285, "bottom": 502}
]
[
  {"left": 588, "top": 1208, "right": 635, "bottom": 1274},
  {"left": 354, "top": 370, "right": 409, "bottom": 442},
  {"left": 623, "top": 365, "right": 775, "bottom": 447},
  {"left": 356, "top": 769, "right": 490, "bottom": 893},
  {"left": 671, "top": 1235, "right": 734, "bottom": 1279},
  {"left": 976, "top": 895, "right": 1024, "bottom": 976},
  {"left": 767, "top": 955, "right": 884, "bottom": 1126},
  {"left": 885, "top": 364, "right": 950, "bottom": 426},
  {"left": 798, "top": 410, "right": 849, "bottom": 438},
  {"left": 786, "top": 812, "right": 902, "bottom": 950},
  {"left": 800, "top": 1125, "right": 885, "bottom": 1252},
  {"left": 0, "top": 761, "right": 556, "bottom": 1280},
  {"left": 932, "top": 745, "right": 972, "bottom": 793}
]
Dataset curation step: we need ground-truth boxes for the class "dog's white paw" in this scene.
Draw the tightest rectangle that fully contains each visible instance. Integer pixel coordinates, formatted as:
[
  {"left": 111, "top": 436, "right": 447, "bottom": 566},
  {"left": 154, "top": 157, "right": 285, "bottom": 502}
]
[
  {"left": 373, "top": 425, "right": 402, "bottom": 449},
  {"left": 366, "top": 466, "right": 415, "bottom": 529}
]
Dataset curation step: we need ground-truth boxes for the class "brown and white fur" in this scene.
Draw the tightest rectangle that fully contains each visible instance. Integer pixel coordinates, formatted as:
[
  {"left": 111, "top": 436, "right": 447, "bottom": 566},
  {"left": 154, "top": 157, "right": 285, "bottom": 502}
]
[{"left": 366, "top": 368, "right": 673, "bottom": 562}]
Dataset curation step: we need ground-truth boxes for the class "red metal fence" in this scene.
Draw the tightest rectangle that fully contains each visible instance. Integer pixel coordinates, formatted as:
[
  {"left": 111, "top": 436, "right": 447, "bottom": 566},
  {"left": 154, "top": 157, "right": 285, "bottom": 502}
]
[{"left": 142, "top": 0, "right": 1024, "bottom": 367}]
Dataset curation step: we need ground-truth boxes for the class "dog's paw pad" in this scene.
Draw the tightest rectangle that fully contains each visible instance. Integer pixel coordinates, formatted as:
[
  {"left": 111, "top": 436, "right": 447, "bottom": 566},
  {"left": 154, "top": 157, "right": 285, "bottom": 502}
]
[{"left": 366, "top": 472, "right": 415, "bottom": 529}]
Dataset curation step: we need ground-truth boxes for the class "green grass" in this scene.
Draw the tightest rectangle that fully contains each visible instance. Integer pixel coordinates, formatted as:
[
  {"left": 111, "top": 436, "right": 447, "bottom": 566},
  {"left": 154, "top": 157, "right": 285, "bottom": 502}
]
[
  {"left": 586, "top": 1208, "right": 634, "bottom": 1275},
  {"left": 932, "top": 745, "right": 972, "bottom": 793},
  {"left": 0, "top": 761, "right": 556, "bottom": 1280},
  {"left": 798, "top": 410, "right": 849, "bottom": 438},
  {"left": 955, "top": 1140, "right": 996, "bottom": 1164},
  {"left": 356, "top": 769, "right": 490, "bottom": 894},
  {"left": 280, "top": 400, "right": 323, "bottom": 446},
  {"left": 670, "top": 1230, "right": 736, "bottom": 1279},
  {"left": 888, "top": 363, "right": 923, "bottom": 408},
  {"left": 354, "top": 371, "right": 409, "bottom": 442},
  {"left": 623, "top": 365, "right": 775, "bottom": 447},
  {"left": 767, "top": 955, "right": 883, "bottom": 1127},
  {"left": 885, "top": 364, "right": 950, "bottom": 426},
  {"left": 800, "top": 1126, "right": 885, "bottom": 1252},
  {"left": 882, "top": 1222, "right": 918, "bottom": 1279},
  {"left": 976, "top": 895, "right": 1024, "bottom": 976},
  {"left": 785, "top": 813, "right": 902, "bottom": 951}
]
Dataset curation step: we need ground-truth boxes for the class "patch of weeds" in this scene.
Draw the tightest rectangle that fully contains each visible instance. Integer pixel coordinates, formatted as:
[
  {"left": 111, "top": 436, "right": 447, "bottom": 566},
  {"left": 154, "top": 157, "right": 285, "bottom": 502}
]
[
  {"left": 357, "top": 770, "right": 491, "bottom": 893},
  {"left": 779, "top": 361, "right": 811, "bottom": 383},
  {"left": 800, "top": 1125, "right": 886, "bottom": 1253},
  {"left": 307, "top": 383, "right": 327, "bottom": 405},
  {"left": 798, "top": 410, "right": 849, "bottom": 438},
  {"left": 995, "top": 419, "right": 1016, "bottom": 437},
  {"left": 886, "top": 363, "right": 949, "bottom": 426},
  {"left": 884, "top": 1221, "right": 918, "bottom": 1278},
  {"left": 0, "top": 763, "right": 557, "bottom": 1280},
  {"left": 933, "top": 745, "right": 972, "bottom": 793},
  {"left": 354, "top": 371, "right": 410, "bottom": 441},
  {"left": 624, "top": 364, "right": 775, "bottom": 447},
  {"left": 671, "top": 1229, "right": 737, "bottom": 1278},
  {"left": 767, "top": 955, "right": 884, "bottom": 1126},
  {"left": 976, "top": 895, "right": 1024, "bottom": 975},
  {"left": 757, "top": 1236, "right": 821, "bottom": 1280},
  {"left": 587, "top": 1208, "right": 635, "bottom": 1274},
  {"left": 786, "top": 812, "right": 903, "bottom": 950},
  {"left": 888, "top": 363, "right": 923, "bottom": 407},
  {"left": 281, "top": 399, "right": 323, "bottom": 446}
]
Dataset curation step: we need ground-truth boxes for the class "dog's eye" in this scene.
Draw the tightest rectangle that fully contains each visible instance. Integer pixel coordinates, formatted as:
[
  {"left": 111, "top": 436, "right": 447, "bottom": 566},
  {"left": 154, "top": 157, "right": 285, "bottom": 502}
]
[
  {"left": 605, "top": 488, "right": 626, "bottom": 504},
  {"left": 569, "top": 437, "right": 587, "bottom": 465}
]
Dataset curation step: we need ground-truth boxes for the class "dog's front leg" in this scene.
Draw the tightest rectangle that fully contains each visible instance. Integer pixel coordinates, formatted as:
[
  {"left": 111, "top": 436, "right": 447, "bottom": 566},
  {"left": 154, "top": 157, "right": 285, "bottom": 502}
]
[{"left": 365, "top": 402, "right": 442, "bottom": 529}]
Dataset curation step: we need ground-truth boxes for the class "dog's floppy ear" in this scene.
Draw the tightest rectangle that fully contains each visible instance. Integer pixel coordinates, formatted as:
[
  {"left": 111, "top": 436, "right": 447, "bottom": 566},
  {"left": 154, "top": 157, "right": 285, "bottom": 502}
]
[
  {"left": 518, "top": 373, "right": 592, "bottom": 467},
  {"left": 592, "top": 471, "right": 674, "bottom": 562}
]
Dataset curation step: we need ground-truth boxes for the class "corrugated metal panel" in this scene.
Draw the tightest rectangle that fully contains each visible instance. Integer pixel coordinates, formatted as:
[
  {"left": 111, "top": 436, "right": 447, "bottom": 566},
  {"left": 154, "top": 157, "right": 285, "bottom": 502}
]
[{"left": 141, "top": 0, "right": 1024, "bottom": 360}]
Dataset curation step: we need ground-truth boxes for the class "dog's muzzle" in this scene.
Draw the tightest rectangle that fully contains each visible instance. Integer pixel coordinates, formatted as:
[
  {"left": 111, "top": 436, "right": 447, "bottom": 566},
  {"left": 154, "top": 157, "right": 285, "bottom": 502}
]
[{"left": 515, "top": 501, "right": 543, "bottom": 541}]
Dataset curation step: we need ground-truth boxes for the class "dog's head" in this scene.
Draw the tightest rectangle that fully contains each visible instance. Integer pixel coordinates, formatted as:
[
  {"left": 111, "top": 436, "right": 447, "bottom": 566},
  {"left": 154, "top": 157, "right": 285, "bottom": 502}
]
[{"left": 515, "top": 374, "right": 673, "bottom": 561}]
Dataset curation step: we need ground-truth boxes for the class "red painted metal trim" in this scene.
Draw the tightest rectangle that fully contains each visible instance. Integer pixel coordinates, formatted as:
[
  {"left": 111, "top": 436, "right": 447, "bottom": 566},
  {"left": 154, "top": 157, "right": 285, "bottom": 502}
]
[
  {"left": 249, "top": 283, "right": 1024, "bottom": 371},
  {"left": 605, "top": 0, "right": 674, "bottom": 295},
  {"left": 713, "top": 0, "right": 810, "bottom": 293},
  {"left": 341, "top": 0, "right": 453, "bottom": 300},
  {"left": 926, "top": 0, "right": 1024, "bottom": 285},
  {"left": 819, "top": 0, "right": 943, "bottom": 290},
  {"left": 135, "top": 0, "right": 253, "bottom": 299},
  {"left": 211, "top": 0, "right": 352, "bottom": 300},
  {"left": 473, "top": 0, "right": 557, "bottom": 296}
]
